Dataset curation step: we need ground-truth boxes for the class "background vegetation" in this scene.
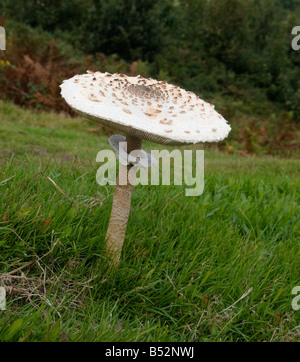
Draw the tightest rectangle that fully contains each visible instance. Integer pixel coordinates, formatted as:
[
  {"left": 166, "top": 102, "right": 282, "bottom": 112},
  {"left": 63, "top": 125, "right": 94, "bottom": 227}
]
[{"left": 0, "top": 0, "right": 300, "bottom": 155}]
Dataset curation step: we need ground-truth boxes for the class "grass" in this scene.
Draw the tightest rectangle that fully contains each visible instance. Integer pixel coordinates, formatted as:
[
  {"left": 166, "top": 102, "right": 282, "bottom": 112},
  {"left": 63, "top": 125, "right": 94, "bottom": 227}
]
[{"left": 0, "top": 101, "right": 299, "bottom": 342}]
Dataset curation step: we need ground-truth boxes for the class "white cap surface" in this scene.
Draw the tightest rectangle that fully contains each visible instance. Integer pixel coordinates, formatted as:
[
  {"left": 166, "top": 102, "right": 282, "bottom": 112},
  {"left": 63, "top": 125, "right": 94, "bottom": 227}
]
[{"left": 60, "top": 71, "right": 231, "bottom": 145}]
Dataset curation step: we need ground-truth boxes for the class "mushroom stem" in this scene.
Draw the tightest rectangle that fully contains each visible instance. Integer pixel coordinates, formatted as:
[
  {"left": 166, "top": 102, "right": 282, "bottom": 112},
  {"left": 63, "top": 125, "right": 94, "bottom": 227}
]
[{"left": 105, "top": 135, "right": 142, "bottom": 265}]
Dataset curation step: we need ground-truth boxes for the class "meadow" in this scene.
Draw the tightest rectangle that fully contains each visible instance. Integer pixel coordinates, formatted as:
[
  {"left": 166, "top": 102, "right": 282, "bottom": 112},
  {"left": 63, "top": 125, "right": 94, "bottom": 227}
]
[{"left": 0, "top": 101, "right": 299, "bottom": 341}]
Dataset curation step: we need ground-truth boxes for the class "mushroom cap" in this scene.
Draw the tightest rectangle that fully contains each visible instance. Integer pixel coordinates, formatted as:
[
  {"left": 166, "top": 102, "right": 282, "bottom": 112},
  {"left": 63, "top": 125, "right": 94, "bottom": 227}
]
[{"left": 60, "top": 71, "right": 231, "bottom": 145}]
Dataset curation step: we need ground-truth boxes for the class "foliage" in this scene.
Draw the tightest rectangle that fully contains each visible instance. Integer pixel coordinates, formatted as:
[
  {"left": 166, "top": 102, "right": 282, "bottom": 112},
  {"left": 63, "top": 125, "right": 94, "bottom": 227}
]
[
  {"left": 1, "top": 0, "right": 300, "bottom": 124},
  {"left": 0, "top": 0, "right": 174, "bottom": 61},
  {"left": 0, "top": 20, "right": 153, "bottom": 114},
  {"left": 159, "top": 0, "right": 300, "bottom": 120},
  {"left": 0, "top": 0, "right": 87, "bottom": 32},
  {"left": 83, "top": 0, "right": 174, "bottom": 61},
  {"left": 0, "top": 20, "right": 82, "bottom": 113}
]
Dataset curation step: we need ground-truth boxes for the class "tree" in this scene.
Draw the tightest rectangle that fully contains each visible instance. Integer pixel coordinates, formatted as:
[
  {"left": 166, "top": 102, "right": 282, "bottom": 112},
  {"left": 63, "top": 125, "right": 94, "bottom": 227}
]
[{"left": 83, "top": 0, "right": 174, "bottom": 61}]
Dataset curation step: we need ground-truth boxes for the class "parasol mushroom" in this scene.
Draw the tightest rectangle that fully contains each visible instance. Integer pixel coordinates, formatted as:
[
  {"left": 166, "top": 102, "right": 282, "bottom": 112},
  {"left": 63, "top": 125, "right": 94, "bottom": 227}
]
[{"left": 60, "top": 71, "right": 231, "bottom": 265}]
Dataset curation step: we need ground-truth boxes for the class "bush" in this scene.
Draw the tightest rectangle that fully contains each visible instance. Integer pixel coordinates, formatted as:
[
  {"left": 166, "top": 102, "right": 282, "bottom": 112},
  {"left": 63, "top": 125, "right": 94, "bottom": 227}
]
[
  {"left": 0, "top": 20, "right": 155, "bottom": 113},
  {"left": 0, "top": 20, "right": 84, "bottom": 113}
]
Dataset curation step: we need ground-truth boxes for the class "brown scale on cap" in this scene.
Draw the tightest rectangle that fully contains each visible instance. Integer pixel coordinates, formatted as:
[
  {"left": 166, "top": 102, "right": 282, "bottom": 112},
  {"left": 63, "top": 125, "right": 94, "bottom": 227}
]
[
  {"left": 145, "top": 107, "right": 162, "bottom": 115},
  {"left": 88, "top": 93, "right": 101, "bottom": 102},
  {"left": 160, "top": 119, "right": 173, "bottom": 125},
  {"left": 142, "top": 105, "right": 159, "bottom": 118},
  {"left": 127, "top": 84, "right": 162, "bottom": 100}
]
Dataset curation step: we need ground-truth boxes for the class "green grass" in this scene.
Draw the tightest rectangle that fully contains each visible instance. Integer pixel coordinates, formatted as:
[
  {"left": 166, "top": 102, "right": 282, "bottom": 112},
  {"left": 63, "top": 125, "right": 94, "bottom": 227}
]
[{"left": 0, "top": 101, "right": 299, "bottom": 342}]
